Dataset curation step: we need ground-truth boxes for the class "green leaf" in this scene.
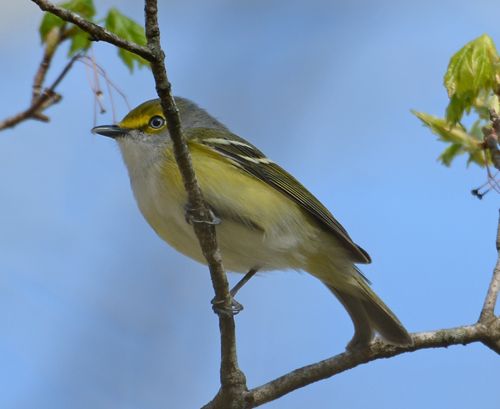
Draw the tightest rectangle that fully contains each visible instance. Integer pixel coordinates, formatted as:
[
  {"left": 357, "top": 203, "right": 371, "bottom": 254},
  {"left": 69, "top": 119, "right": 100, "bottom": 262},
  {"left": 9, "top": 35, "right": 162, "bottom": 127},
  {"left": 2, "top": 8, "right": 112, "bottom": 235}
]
[
  {"left": 438, "top": 143, "right": 464, "bottom": 166},
  {"left": 443, "top": 34, "right": 500, "bottom": 123},
  {"left": 469, "top": 91, "right": 500, "bottom": 122},
  {"left": 412, "top": 110, "right": 485, "bottom": 166},
  {"left": 68, "top": 28, "right": 91, "bottom": 55},
  {"left": 469, "top": 119, "right": 485, "bottom": 140},
  {"left": 488, "top": 93, "right": 500, "bottom": 113},
  {"left": 467, "top": 148, "right": 488, "bottom": 167},
  {"left": 445, "top": 34, "right": 498, "bottom": 97},
  {"left": 413, "top": 111, "right": 474, "bottom": 146},
  {"left": 39, "top": 12, "right": 65, "bottom": 42},
  {"left": 39, "top": 0, "right": 96, "bottom": 43},
  {"left": 104, "top": 8, "right": 148, "bottom": 71},
  {"left": 445, "top": 95, "right": 468, "bottom": 125},
  {"left": 63, "top": 0, "right": 95, "bottom": 19}
]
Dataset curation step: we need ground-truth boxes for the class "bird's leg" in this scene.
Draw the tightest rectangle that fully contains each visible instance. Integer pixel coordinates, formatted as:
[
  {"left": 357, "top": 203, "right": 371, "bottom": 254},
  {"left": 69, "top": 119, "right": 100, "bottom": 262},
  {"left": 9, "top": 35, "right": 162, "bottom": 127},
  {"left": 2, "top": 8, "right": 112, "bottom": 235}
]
[
  {"left": 211, "top": 268, "right": 258, "bottom": 316},
  {"left": 230, "top": 268, "right": 258, "bottom": 298}
]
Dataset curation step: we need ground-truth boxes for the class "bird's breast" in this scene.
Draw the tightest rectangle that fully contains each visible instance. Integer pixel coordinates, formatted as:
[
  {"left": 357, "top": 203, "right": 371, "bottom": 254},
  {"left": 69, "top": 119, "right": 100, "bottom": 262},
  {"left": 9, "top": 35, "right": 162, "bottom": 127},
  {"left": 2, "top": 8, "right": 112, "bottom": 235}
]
[{"left": 120, "top": 140, "right": 320, "bottom": 272}]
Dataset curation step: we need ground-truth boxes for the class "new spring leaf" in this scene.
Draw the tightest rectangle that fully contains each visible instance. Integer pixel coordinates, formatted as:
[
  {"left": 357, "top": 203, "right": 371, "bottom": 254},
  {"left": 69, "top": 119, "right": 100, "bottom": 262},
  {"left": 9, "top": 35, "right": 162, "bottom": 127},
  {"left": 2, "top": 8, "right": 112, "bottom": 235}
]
[
  {"left": 39, "top": 0, "right": 96, "bottom": 42},
  {"left": 105, "top": 8, "right": 148, "bottom": 71},
  {"left": 444, "top": 34, "right": 500, "bottom": 123},
  {"left": 413, "top": 111, "right": 487, "bottom": 166}
]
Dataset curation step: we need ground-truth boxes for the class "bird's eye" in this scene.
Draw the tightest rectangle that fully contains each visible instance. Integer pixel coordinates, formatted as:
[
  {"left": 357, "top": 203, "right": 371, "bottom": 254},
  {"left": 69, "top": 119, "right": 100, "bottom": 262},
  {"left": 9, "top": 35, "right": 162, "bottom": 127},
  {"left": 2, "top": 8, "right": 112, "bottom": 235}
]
[{"left": 149, "top": 115, "right": 166, "bottom": 129}]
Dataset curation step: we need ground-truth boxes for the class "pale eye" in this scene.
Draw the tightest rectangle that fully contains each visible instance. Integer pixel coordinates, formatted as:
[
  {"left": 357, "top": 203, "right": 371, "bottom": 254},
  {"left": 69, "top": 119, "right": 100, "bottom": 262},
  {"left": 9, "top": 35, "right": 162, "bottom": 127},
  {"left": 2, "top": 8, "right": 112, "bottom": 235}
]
[{"left": 149, "top": 115, "right": 165, "bottom": 129}]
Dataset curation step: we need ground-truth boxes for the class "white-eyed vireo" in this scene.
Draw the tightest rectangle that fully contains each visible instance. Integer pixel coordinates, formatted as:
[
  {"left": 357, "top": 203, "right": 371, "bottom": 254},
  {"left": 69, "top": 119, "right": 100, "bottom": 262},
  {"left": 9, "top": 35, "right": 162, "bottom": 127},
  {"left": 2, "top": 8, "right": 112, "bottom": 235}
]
[{"left": 92, "top": 97, "right": 411, "bottom": 349}]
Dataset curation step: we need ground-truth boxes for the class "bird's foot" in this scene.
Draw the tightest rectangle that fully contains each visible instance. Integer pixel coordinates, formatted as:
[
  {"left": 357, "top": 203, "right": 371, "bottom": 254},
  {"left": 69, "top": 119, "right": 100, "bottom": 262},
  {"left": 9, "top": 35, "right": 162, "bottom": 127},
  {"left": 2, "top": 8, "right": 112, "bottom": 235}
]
[
  {"left": 211, "top": 296, "right": 244, "bottom": 317},
  {"left": 184, "top": 205, "right": 221, "bottom": 225}
]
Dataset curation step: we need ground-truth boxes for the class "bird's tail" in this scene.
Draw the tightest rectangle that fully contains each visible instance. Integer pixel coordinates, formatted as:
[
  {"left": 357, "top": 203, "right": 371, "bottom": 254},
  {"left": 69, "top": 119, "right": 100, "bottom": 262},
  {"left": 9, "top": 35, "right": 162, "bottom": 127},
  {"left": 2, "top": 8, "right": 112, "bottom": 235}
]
[{"left": 321, "top": 271, "right": 412, "bottom": 350}]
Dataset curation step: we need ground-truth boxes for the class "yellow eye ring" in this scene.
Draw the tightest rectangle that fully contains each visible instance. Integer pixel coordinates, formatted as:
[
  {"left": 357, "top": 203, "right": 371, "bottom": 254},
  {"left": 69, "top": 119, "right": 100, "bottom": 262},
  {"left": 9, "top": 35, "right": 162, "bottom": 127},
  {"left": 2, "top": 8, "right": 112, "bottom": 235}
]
[{"left": 149, "top": 115, "right": 166, "bottom": 129}]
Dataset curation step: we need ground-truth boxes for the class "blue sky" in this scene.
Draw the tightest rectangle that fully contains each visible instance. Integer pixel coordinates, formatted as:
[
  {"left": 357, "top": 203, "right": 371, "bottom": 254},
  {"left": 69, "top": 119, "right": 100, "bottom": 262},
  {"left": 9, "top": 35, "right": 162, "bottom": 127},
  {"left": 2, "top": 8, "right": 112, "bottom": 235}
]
[{"left": 0, "top": 1, "right": 498, "bottom": 408}]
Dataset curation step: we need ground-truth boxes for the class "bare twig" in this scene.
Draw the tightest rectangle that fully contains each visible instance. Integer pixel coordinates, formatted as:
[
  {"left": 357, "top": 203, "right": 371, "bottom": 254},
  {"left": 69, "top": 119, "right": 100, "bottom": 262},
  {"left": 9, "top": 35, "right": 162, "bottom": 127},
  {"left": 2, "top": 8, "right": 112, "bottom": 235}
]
[
  {"left": 248, "top": 321, "right": 499, "bottom": 407},
  {"left": 480, "top": 209, "right": 500, "bottom": 321},
  {"left": 28, "top": 1, "right": 248, "bottom": 406},
  {"left": 0, "top": 25, "right": 64, "bottom": 131},
  {"left": 249, "top": 215, "right": 500, "bottom": 406},
  {"left": 31, "top": 26, "right": 65, "bottom": 122},
  {"left": 30, "top": 0, "right": 154, "bottom": 61},
  {"left": 80, "top": 54, "right": 130, "bottom": 122},
  {"left": 143, "top": 0, "right": 247, "bottom": 406},
  {"left": 0, "top": 51, "right": 80, "bottom": 131},
  {"left": 32, "top": 41, "right": 56, "bottom": 103},
  {"left": 25, "top": 2, "right": 500, "bottom": 408}
]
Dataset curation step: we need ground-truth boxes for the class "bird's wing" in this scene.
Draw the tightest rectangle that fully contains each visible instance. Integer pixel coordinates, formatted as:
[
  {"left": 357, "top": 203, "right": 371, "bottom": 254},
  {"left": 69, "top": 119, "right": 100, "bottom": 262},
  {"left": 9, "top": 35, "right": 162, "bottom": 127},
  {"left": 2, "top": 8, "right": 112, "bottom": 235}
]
[{"left": 188, "top": 128, "right": 371, "bottom": 264}]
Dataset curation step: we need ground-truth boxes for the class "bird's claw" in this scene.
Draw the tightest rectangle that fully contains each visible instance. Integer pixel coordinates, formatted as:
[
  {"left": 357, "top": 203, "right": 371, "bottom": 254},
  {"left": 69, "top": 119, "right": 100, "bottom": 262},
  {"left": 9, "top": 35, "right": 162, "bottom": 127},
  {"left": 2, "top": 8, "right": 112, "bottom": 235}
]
[
  {"left": 184, "top": 205, "right": 221, "bottom": 225},
  {"left": 211, "top": 296, "right": 244, "bottom": 317}
]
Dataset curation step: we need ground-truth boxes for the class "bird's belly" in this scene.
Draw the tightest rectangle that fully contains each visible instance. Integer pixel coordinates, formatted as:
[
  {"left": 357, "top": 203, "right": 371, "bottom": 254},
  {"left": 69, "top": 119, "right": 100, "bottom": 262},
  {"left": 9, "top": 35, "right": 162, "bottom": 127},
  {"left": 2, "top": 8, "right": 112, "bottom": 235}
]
[
  {"left": 132, "top": 182, "right": 311, "bottom": 273},
  {"left": 145, "top": 205, "right": 306, "bottom": 273},
  {"left": 127, "top": 155, "right": 320, "bottom": 274}
]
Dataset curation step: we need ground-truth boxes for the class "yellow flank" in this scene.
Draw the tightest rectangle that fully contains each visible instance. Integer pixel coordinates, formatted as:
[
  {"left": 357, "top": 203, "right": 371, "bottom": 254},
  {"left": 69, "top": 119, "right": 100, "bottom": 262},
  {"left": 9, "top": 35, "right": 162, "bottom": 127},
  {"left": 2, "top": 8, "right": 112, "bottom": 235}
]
[{"left": 163, "top": 141, "right": 307, "bottom": 234}]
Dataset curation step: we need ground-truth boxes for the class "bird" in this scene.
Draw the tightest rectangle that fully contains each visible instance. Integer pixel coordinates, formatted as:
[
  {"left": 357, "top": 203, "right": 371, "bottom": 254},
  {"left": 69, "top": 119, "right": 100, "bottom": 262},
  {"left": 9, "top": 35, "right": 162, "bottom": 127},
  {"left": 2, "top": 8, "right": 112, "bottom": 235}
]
[{"left": 92, "top": 97, "right": 412, "bottom": 350}]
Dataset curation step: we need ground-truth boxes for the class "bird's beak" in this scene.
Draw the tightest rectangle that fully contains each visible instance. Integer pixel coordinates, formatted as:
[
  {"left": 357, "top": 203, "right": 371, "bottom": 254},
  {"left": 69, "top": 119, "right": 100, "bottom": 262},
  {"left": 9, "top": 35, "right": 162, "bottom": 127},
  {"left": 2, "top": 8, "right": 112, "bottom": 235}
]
[{"left": 91, "top": 125, "right": 127, "bottom": 139}]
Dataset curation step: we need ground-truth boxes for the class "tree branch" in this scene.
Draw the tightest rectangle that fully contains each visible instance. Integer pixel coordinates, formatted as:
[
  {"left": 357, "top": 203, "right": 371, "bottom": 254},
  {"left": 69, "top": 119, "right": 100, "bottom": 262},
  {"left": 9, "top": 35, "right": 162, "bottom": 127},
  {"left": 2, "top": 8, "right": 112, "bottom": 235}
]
[
  {"left": 0, "top": 47, "right": 79, "bottom": 131},
  {"left": 28, "top": 2, "right": 248, "bottom": 406},
  {"left": 30, "top": 26, "right": 63, "bottom": 121},
  {"left": 142, "top": 2, "right": 248, "bottom": 406},
  {"left": 30, "top": 0, "right": 153, "bottom": 61},
  {"left": 26, "top": 2, "right": 500, "bottom": 408},
  {"left": 480, "top": 209, "right": 500, "bottom": 321},
  {"left": 0, "top": 25, "right": 65, "bottom": 131},
  {"left": 248, "top": 321, "right": 499, "bottom": 407},
  {"left": 246, "top": 214, "right": 500, "bottom": 406}
]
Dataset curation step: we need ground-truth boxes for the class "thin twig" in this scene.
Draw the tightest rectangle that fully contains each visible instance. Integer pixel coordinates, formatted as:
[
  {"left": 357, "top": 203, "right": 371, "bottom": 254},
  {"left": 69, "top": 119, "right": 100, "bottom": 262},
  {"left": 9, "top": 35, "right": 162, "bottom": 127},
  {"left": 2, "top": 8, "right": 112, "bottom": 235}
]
[
  {"left": 0, "top": 52, "right": 81, "bottom": 131},
  {"left": 480, "top": 209, "right": 500, "bottom": 321},
  {"left": 143, "top": 0, "right": 248, "bottom": 406},
  {"left": 79, "top": 55, "right": 130, "bottom": 121},
  {"left": 248, "top": 321, "right": 499, "bottom": 407},
  {"left": 25, "top": 2, "right": 500, "bottom": 408},
  {"left": 31, "top": 26, "right": 65, "bottom": 122},
  {"left": 87, "top": 47, "right": 106, "bottom": 115},
  {"left": 248, "top": 215, "right": 500, "bottom": 407},
  {"left": 31, "top": 0, "right": 153, "bottom": 61},
  {"left": 26, "top": 5, "right": 247, "bottom": 403},
  {"left": 0, "top": 23, "right": 67, "bottom": 131}
]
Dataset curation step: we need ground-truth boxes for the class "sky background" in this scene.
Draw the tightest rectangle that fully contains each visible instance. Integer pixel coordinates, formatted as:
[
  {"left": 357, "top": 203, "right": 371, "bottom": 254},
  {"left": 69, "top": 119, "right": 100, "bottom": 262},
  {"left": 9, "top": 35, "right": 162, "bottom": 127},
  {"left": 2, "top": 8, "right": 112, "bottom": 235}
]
[{"left": 1, "top": 1, "right": 499, "bottom": 408}]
